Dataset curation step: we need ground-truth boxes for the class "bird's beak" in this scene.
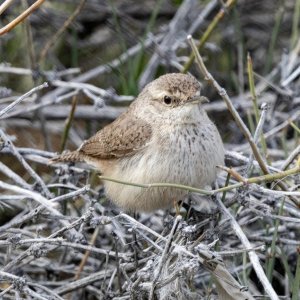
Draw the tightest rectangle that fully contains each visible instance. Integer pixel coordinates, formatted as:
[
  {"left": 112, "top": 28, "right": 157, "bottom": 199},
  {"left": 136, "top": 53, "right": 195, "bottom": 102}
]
[{"left": 187, "top": 95, "right": 209, "bottom": 105}]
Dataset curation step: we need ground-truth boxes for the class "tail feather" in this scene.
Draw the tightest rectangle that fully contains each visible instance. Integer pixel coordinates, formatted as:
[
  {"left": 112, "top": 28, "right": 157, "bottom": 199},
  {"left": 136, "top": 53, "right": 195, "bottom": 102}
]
[{"left": 50, "top": 151, "right": 84, "bottom": 164}]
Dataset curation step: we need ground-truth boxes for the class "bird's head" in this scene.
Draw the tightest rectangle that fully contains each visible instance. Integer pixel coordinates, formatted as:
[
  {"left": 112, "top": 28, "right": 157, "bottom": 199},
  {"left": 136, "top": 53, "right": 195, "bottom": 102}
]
[{"left": 137, "top": 73, "right": 208, "bottom": 121}]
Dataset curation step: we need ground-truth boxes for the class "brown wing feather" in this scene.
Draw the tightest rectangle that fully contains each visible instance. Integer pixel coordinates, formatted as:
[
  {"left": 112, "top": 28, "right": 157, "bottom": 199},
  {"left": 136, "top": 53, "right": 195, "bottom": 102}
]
[{"left": 79, "top": 112, "right": 152, "bottom": 159}]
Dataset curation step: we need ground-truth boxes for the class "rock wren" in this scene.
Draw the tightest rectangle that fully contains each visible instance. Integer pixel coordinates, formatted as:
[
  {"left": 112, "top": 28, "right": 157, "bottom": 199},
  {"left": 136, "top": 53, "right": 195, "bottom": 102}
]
[{"left": 52, "top": 73, "right": 224, "bottom": 212}]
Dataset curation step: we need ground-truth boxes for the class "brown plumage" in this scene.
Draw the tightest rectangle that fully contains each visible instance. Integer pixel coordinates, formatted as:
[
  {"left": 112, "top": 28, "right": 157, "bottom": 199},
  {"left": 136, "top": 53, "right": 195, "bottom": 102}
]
[{"left": 51, "top": 73, "right": 224, "bottom": 212}]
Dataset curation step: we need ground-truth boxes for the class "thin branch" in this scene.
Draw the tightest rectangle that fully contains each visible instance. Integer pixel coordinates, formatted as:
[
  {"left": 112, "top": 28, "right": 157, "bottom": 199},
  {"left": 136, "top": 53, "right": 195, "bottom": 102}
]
[
  {"left": 0, "top": 130, "right": 52, "bottom": 198},
  {"left": 0, "top": 0, "right": 15, "bottom": 16},
  {"left": 0, "top": 0, "right": 46, "bottom": 36},
  {"left": 0, "top": 82, "right": 48, "bottom": 118},
  {"left": 216, "top": 196, "right": 280, "bottom": 300},
  {"left": 149, "top": 215, "right": 181, "bottom": 299},
  {"left": 182, "top": 0, "right": 237, "bottom": 72},
  {"left": 0, "top": 161, "right": 32, "bottom": 190},
  {"left": 281, "top": 145, "right": 300, "bottom": 170},
  {"left": 99, "top": 162, "right": 300, "bottom": 197},
  {"left": 187, "top": 34, "right": 299, "bottom": 205},
  {"left": 38, "top": 0, "right": 87, "bottom": 63},
  {"left": 245, "top": 103, "right": 268, "bottom": 175}
]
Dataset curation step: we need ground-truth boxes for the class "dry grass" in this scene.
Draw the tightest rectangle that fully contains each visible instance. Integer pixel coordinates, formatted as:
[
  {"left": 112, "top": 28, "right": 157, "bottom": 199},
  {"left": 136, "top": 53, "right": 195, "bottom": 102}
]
[{"left": 0, "top": 0, "right": 299, "bottom": 299}]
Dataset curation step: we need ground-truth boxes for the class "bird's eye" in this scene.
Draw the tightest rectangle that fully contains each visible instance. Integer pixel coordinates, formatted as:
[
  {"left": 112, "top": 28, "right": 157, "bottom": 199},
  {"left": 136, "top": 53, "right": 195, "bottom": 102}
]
[{"left": 163, "top": 95, "right": 172, "bottom": 105}]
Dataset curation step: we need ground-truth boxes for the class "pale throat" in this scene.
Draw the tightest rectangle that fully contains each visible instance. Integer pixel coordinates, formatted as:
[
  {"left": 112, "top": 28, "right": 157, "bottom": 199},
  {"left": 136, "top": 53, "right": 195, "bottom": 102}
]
[{"left": 164, "top": 104, "right": 207, "bottom": 126}]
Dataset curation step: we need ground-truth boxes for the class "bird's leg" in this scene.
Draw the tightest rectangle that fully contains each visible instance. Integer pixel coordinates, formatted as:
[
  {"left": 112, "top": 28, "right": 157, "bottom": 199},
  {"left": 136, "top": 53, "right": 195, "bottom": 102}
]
[
  {"left": 173, "top": 199, "right": 181, "bottom": 216},
  {"left": 130, "top": 212, "right": 141, "bottom": 270}
]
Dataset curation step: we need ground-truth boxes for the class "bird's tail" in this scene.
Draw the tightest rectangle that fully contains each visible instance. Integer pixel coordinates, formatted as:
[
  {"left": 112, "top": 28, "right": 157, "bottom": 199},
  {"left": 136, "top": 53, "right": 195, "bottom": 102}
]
[{"left": 50, "top": 151, "right": 84, "bottom": 164}]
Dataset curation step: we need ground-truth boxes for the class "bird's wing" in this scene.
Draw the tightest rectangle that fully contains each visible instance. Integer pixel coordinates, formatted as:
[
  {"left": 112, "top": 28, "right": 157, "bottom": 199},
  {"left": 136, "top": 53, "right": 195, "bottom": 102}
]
[{"left": 79, "top": 113, "right": 152, "bottom": 159}]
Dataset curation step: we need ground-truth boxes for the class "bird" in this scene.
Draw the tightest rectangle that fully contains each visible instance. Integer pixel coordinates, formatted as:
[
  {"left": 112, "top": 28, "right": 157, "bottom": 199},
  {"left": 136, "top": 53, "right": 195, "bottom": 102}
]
[{"left": 52, "top": 73, "right": 225, "bottom": 212}]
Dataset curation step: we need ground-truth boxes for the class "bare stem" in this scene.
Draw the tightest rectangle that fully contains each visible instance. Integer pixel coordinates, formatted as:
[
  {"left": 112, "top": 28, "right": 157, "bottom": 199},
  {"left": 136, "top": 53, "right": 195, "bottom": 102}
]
[
  {"left": 99, "top": 161, "right": 300, "bottom": 197},
  {"left": 187, "top": 34, "right": 299, "bottom": 205},
  {"left": 0, "top": 82, "right": 48, "bottom": 118},
  {"left": 0, "top": 0, "right": 46, "bottom": 35},
  {"left": 216, "top": 196, "right": 280, "bottom": 300},
  {"left": 182, "top": 0, "right": 237, "bottom": 73}
]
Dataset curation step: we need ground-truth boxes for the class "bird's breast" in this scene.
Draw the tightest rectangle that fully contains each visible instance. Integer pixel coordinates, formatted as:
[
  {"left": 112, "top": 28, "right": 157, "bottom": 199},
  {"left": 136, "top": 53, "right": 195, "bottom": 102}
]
[
  {"left": 143, "top": 121, "right": 224, "bottom": 186},
  {"left": 102, "top": 119, "right": 224, "bottom": 212}
]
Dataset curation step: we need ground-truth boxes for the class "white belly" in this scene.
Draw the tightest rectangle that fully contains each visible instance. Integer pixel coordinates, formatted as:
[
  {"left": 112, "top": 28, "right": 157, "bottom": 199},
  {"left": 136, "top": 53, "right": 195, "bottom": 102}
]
[{"left": 103, "top": 122, "right": 224, "bottom": 212}]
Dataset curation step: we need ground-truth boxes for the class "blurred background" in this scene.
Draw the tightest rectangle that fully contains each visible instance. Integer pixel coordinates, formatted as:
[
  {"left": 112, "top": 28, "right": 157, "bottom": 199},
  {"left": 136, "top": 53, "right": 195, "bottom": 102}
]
[
  {"left": 1, "top": 0, "right": 298, "bottom": 152},
  {"left": 0, "top": 0, "right": 299, "bottom": 299}
]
